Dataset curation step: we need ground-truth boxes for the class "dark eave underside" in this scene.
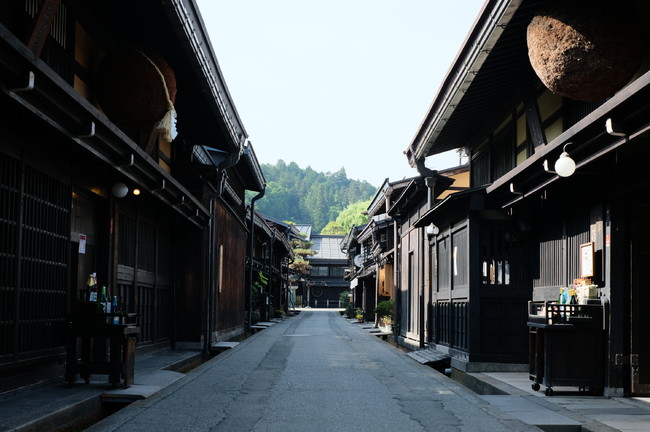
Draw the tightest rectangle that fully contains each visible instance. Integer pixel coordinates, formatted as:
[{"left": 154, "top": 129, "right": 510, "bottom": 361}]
[{"left": 420, "top": 0, "right": 547, "bottom": 158}]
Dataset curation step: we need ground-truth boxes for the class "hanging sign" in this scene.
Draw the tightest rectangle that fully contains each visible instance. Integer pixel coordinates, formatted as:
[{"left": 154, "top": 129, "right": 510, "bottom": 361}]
[{"left": 79, "top": 234, "right": 86, "bottom": 254}]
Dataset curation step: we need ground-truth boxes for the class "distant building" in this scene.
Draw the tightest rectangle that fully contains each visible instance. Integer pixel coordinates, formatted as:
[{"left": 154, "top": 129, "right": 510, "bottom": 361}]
[
  {"left": 292, "top": 230, "right": 349, "bottom": 308},
  {"left": 342, "top": 165, "right": 469, "bottom": 323}
]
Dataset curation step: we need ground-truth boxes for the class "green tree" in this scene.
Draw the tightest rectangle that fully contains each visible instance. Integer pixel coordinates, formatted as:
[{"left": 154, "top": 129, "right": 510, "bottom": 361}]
[
  {"left": 288, "top": 235, "right": 317, "bottom": 278},
  {"left": 321, "top": 200, "right": 370, "bottom": 235},
  {"left": 250, "top": 160, "right": 377, "bottom": 232}
]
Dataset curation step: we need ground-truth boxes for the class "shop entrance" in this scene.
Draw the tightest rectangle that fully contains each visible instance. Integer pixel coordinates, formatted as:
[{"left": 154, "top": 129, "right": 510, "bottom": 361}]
[{"left": 630, "top": 203, "right": 650, "bottom": 394}]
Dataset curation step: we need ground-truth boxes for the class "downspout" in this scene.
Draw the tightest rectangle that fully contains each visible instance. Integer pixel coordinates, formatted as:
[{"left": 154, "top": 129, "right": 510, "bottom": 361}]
[
  {"left": 246, "top": 188, "right": 265, "bottom": 332},
  {"left": 421, "top": 174, "right": 437, "bottom": 349},
  {"left": 416, "top": 162, "right": 437, "bottom": 349},
  {"left": 205, "top": 144, "right": 243, "bottom": 355},
  {"left": 204, "top": 193, "right": 216, "bottom": 357},
  {"left": 388, "top": 189, "right": 402, "bottom": 341},
  {"left": 419, "top": 225, "right": 426, "bottom": 349},
  {"left": 267, "top": 232, "right": 275, "bottom": 320}
]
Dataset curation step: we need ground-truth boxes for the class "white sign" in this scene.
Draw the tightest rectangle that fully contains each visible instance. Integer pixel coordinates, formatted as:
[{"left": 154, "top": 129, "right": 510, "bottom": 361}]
[{"left": 79, "top": 234, "right": 86, "bottom": 254}]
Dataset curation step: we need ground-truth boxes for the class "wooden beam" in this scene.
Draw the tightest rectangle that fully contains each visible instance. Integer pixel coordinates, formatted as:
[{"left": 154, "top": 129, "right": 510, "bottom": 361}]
[
  {"left": 524, "top": 89, "right": 546, "bottom": 149},
  {"left": 25, "top": 0, "right": 61, "bottom": 57}
]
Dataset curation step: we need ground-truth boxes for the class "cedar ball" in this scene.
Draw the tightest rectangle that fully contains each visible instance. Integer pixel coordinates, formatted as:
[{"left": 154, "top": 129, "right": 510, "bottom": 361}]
[
  {"left": 527, "top": 1, "right": 646, "bottom": 102},
  {"left": 94, "top": 47, "right": 176, "bottom": 130}
]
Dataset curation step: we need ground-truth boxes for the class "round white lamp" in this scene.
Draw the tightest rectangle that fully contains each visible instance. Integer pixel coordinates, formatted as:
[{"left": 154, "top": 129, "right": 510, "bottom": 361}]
[
  {"left": 426, "top": 223, "right": 439, "bottom": 236},
  {"left": 554, "top": 152, "right": 576, "bottom": 177},
  {"left": 111, "top": 182, "right": 129, "bottom": 198}
]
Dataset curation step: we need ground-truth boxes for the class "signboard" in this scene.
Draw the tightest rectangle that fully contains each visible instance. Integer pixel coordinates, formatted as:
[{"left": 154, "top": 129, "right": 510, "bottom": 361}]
[{"left": 78, "top": 234, "right": 86, "bottom": 254}]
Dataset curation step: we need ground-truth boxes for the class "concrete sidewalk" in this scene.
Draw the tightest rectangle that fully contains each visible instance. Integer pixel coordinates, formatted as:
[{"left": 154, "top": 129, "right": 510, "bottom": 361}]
[
  {"left": 0, "top": 347, "right": 203, "bottom": 432},
  {"left": 468, "top": 371, "right": 650, "bottom": 432}
]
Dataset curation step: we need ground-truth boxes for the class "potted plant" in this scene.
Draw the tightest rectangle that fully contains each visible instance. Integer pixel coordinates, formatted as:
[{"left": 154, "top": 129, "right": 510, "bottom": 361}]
[
  {"left": 339, "top": 290, "right": 350, "bottom": 316},
  {"left": 374, "top": 299, "right": 394, "bottom": 331},
  {"left": 355, "top": 308, "right": 364, "bottom": 323}
]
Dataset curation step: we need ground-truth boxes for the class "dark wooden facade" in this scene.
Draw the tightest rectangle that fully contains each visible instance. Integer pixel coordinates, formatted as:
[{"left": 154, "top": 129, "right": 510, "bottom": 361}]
[
  {"left": 342, "top": 179, "right": 407, "bottom": 322},
  {"left": 405, "top": 0, "right": 650, "bottom": 395},
  {"left": 247, "top": 213, "right": 293, "bottom": 322},
  {"left": 307, "top": 235, "right": 348, "bottom": 309},
  {"left": 416, "top": 189, "right": 529, "bottom": 364},
  {"left": 0, "top": 0, "right": 264, "bottom": 392},
  {"left": 387, "top": 175, "right": 454, "bottom": 349}
]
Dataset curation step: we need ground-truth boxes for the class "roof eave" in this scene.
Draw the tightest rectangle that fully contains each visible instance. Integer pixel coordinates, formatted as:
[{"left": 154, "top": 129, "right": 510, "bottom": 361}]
[
  {"left": 163, "top": 0, "right": 248, "bottom": 153},
  {"left": 406, "top": 0, "right": 523, "bottom": 166}
]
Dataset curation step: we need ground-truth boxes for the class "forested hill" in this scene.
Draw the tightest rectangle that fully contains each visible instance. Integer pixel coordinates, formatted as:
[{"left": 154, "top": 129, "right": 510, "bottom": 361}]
[{"left": 251, "top": 160, "right": 377, "bottom": 233}]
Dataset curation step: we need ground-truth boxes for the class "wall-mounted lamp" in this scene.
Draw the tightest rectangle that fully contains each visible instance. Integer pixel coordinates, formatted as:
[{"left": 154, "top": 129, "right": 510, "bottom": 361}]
[
  {"left": 426, "top": 223, "right": 439, "bottom": 236},
  {"left": 543, "top": 142, "right": 576, "bottom": 177},
  {"left": 111, "top": 182, "right": 129, "bottom": 198},
  {"left": 132, "top": 188, "right": 141, "bottom": 196}
]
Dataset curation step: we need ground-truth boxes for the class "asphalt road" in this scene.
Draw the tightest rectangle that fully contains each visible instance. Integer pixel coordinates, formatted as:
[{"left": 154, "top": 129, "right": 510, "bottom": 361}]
[{"left": 86, "top": 310, "right": 539, "bottom": 432}]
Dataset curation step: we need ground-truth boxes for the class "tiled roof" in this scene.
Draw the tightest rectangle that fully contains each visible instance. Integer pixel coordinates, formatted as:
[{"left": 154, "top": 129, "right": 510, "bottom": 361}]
[{"left": 311, "top": 235, "right": 346, "bottom": 261}]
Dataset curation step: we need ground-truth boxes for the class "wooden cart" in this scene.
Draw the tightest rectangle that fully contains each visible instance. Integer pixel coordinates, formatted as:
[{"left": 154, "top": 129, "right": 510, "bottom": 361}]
[{"left": 527, "top": 301, "right": 605, "bottom": 396}]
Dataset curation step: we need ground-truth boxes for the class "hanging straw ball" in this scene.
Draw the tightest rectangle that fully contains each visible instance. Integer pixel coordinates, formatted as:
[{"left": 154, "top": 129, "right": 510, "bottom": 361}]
[
  {"left": 527, "top": 1, "right": 646, "bottom": 102},
  {"left": 94, "top": 47, "right": 176, "bottom": 130}
]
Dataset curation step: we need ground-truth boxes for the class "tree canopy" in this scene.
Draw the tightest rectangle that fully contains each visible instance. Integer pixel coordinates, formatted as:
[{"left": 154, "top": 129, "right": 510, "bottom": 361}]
[
  {"left": 321, "top": 200, "right": 371, "bottom": 235},
  {"left": 250, "top": 161, "right": 376, "bottom": 233}
]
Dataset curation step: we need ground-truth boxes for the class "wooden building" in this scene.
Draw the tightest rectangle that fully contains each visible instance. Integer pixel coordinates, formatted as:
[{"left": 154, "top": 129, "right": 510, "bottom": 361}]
[
  {"left": 343, "top": 168, "right": 468, "bottom": 325},
  {"left": 342, "top": 179, "right": 408, "bottom": 322},
  {"left": 341, "top": 224, "right": 365, "bottom": 312},
  {"left": 0, "top": 0, "right": 264, "bottom": 392},
  {"left": 307, "top": 234, "right": 349, "bottom": 309},
  {"left": 246, "top": 211, "right": 294, "bottom": 323},
  {"left": 405, "top": 0, "right": 650, "bottom": 396}
]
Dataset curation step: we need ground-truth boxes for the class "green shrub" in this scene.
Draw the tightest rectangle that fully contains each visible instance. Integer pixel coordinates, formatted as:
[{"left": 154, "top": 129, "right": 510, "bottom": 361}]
[{"left": 374, "top": 299, "right": 394, "bottom": 318}]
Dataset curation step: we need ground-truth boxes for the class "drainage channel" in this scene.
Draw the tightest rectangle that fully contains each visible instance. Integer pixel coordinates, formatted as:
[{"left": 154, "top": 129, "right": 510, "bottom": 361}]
[{"left": 58, "top": 353, "right": 207, "bottom": 432}]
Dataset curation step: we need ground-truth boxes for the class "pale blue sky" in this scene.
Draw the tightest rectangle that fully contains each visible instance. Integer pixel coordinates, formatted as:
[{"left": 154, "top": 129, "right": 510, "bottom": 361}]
[{"left": 196, "top": 0, "right": 485, "bottom": 187}]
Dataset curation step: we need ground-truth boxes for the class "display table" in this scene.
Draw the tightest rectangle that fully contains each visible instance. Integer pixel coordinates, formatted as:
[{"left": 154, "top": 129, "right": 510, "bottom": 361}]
[
  {"left": 65, "top": 312, "right": 139, "bottom": 388},
  {"left": 527, "top": 301, "right": 605, "bottom": 396}
]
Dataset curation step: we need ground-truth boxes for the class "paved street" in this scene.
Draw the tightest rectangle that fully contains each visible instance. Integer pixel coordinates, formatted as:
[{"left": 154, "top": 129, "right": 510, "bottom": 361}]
[{"left": 87, "top": 310, "right": 539, "bottom": 432}]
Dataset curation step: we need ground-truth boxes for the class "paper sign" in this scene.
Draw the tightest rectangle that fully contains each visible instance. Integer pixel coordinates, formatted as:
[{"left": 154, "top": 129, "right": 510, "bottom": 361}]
[{"left": 79, "top": 234, "right": 86, "bottom": 254}]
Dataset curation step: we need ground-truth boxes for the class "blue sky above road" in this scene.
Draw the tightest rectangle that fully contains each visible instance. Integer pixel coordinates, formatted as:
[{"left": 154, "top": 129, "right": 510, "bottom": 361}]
[{"left": 197, "top": 0, "right": 484, "bottom": 186}]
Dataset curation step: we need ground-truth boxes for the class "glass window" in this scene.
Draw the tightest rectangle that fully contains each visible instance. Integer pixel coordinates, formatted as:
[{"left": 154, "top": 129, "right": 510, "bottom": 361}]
[
  {"left": 538, "top": 91, "right": 562, "bottom": 122},
  {"left": 545, "top": 117, "right": 563, "bottom": 143},
  {"left": 492, "top": 122, "right": 515, "bottom": 179},
  {"left": 310, "top": 266, "right": 328, "bottom": 277}
]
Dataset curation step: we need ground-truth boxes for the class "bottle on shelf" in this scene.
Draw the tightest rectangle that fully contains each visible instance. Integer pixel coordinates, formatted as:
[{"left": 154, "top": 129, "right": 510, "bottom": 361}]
[
  {"left": 87, "top": 272, "right": 98, "bottom": 303},
  {"left": 112, "top": 296, "right": 120, "bottom": 325},
  {"left": 98, "top": 285, "right": 107, "bottom": 313},
  {"left": 105, "top": 285, "right": 112, "bottom": 314},
  {"left": 569, "top": 288, "right": 578, "bottom": 305}
]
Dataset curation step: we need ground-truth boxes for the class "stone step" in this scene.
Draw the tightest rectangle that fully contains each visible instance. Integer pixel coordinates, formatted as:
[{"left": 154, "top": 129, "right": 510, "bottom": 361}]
[
  {"left": 255, "top": 322, "right": 276, "bottom": 327},
  {"left": 211, "top": 341, "right": 239, "bottom": 351},
  {"left": 406, "top": 348, "right": 450, "bottom": 365}
]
